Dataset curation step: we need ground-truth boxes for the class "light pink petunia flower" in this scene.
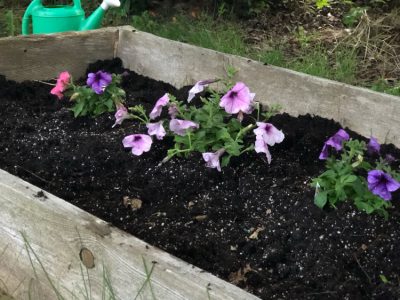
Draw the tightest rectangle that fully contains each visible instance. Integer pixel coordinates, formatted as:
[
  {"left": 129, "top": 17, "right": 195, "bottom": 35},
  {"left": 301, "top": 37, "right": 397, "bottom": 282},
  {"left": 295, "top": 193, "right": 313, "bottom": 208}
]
[
  {"left": 122, "top": 134, "right": 152, "bottom": 156},
  {"left": 187, "top": 79, "right": 217, "bottom": 102},
  {"left": 149, "top": 93, "right": 169, "bottom": 120},
  {"left": 202, "top": 149, "right": 225, "bottom": 172},
  {"left": 253, "top": 122, "right": 284, "bottom": 146},
  {"left": 219, "top": 82, "right": 255, "bottom": 114},
  {"left": 168, "top": 104, "right": 179, "bottom": 119},
  {"left": 146, "top": 121, "right": 166, "bottom": 140},
  {"left": 255, "top": 138, "right": 272, "bottom": 164},
  {"left": 112, "top": 104, "right": 129, "bottom": 128},
  {"left": 169, "top": 119, "right": 199, "bottom": 136}
]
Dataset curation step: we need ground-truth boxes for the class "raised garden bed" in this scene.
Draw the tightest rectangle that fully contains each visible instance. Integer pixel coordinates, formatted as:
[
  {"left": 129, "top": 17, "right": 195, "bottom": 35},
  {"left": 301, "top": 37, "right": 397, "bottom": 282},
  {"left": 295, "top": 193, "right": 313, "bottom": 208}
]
[{"left": 1, "top": 27, "right": 400, "bottom": 299}]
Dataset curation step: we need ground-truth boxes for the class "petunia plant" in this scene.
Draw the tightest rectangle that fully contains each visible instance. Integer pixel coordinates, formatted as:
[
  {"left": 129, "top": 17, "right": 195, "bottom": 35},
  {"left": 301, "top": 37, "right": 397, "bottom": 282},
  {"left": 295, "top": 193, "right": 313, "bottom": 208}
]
[
  {"left": 50, "top": 70, "right": 125, "bottom": 117},
  {"left": 312, "top": 130, "right": 400, "bottom": 218},
  {"left": 116, "top": 73, "right": 284, "bottom": 171}
]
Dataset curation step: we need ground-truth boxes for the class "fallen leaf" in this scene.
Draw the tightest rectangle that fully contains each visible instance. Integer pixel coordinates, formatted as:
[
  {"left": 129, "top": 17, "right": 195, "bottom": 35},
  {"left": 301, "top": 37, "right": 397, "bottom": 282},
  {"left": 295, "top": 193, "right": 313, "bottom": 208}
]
[
  {"left": 249, "top": 226, "right": 265, "bottom": 240},
  {"left": 228, "top": 264, "right": 253, "bottom": 284},
  {"left": 193, "top": 215, "right": 207, "bottom": 221},
  {"left": 123, "top": 196, "right": 142, "bottom": 211}
]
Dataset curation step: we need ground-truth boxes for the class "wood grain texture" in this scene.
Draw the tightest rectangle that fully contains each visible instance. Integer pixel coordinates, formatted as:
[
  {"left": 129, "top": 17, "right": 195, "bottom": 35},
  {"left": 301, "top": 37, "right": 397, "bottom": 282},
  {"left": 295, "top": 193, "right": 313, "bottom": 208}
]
[
  {"left": 0, "top": 28, "right": 119, "bottom": 82},
  {"left": 0, "top": 169, "right": 260, "bottom": 300},
  {"left": 117, "top": 27, "right": 400, "bottom": 147}
]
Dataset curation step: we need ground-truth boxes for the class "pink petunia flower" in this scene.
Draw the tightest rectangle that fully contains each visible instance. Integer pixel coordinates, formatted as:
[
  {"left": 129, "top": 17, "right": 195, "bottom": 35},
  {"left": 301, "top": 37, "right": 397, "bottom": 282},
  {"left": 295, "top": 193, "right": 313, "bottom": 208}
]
[
  {"left": 220, "top": 82, "right": 255, "bottom": 115},
  {"left": 146, "top": 121, "right": 166, "bottom": 140},
  {"left": 202, "top": 149, "right": 225, "bottom": 172},
  {"left": 187, "top": 79, "right": 217, "bottom": 102},
  {"left": 112, "top": 104, "right": 129, "bottom": 128},
  {"left": 169, "top": 119, "right": 199, "bottom": 136},
  {"left": 150, "top": 93, "right": 169, "bottom": 120},
  {"left": 122, "top": 134, "right": 152, "bottom": 156},
  {"left": 50, "top": 71, "right": 71, "bottom": 99},
  {"left": 253, "top": 122, "right": 285, "bottom": 146}
]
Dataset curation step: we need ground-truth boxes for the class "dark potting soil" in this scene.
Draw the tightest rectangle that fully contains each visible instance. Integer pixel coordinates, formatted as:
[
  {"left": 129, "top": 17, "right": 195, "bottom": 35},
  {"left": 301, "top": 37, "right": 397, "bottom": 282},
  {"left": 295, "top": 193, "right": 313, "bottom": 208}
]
[{"left": 1, "top": 59, "right": 400, "bottom": 300}]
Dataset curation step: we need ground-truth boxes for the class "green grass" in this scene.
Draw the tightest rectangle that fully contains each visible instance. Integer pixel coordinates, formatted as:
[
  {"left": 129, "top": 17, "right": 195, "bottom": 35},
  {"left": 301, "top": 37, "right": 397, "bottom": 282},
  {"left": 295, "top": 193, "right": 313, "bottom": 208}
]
[
  {"left": 131, "top": 12, "right": 248, "bottom": 56},
  {"left": 131, "top": 12, "right": 360, "bottom": 86},
  {"left": 290, "top": 46, "right": 358, "bottom": 85},
  {"left": 371, "top": 79, "right": 400, "bottom": 96}
]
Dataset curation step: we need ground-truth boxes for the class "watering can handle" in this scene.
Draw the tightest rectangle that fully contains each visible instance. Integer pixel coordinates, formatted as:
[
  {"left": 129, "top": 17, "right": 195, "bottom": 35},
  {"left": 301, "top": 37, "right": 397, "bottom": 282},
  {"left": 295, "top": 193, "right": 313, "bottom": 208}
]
[
  {"left": 73, "top": 0, "right": 82, "bottom": 9},
  {"left": 22, "top": 0, "right": 42, "bottom": 35}
]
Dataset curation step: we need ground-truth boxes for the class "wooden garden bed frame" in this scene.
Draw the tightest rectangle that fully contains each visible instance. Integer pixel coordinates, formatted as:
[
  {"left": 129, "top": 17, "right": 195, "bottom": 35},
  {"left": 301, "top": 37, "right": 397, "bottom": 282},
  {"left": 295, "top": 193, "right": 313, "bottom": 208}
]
[{"left": 0, "top": 26, "right": 399, "bottom": 299}]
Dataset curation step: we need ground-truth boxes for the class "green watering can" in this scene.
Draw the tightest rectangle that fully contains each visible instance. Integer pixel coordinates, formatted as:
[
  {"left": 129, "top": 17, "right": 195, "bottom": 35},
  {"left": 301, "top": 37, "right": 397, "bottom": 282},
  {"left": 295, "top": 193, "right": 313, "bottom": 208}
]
[{"left": 22, "top": 0, "right": 120, "bottom": 35}]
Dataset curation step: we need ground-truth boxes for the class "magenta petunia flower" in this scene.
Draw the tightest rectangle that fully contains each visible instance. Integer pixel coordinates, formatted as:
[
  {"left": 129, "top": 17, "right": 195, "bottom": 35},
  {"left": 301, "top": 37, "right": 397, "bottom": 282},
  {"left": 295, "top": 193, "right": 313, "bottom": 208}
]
[
  {"left": 219, "top": 82, "right": 255, "bottom": 114},
  {"left": 255, "top": 138, "right": 272, "bottom": 164},
  {"left": 150, "top": 93, "right": 169, "bottom": 120},
  {"left": 367, "top": 136, "right": 380, "bottom": 155},
  {"left": 319, "top": 129, "right": 350, "bottom": 160},
  {"left": 50, "top": 71, "right": 71, "bottom": 99},
  {"left": 169, "top": 119, "right": 199, "bottom": 136},
  {"left": 367, "top": 170, "right": 400, "bottom": 201},
  {"left": 146, "top": 121, "right": 166, "bottom": 140},
  {"left": 254, "top": 122, "right": 285, "bottom": 146},
  {"left": 122, "top": 134, "right": 152, "bottom": 156},
  {"left": 202, "top": 149, "right": 225, "bottom": 172},
  {"left": 112, "top": 104, "right": 129, "bottom": 128},
  {"left": 87, "top": 71, "right": 112, "bottom": 94},
  {"left": 187, "top": 79, "right": 217, "bottom": 102}
]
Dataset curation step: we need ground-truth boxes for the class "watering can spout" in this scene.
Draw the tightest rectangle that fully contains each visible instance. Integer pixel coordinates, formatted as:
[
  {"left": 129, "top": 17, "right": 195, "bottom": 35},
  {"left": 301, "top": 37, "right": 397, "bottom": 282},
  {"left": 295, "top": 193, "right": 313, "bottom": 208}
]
[{"left": 80, "top": 0, "right": 120, "bottom": 31}]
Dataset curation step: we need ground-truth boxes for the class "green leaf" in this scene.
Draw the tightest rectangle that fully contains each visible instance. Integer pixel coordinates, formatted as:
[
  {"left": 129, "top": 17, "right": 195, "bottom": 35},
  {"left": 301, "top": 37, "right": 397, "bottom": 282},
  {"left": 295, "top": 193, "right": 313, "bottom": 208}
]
[
  {"left": 224, "top": 140, "right": 241, "bottom": 156},
  {"left": 314, "top": 191, "right": 328, "bottom": 208},
  {"left": 221, "top": 155, "right": 231, "bottom": 167},
  {"left": 72, "top": 101, "right": 85, "bottom": 118},
  {"left": 316, "top": 0, "right": 330, "bottom": 9},
  {"left": 216, "top": 128, "right": 231, "bottom": 140},
  {"left": 342, "top": 174, "right": 357, "bottom": 185},
  {"left": 320, "top": 169, "right": 336, "bottom": 179},
  {"left": 379, "top": 275, "right": 389, "bottom": 284}
]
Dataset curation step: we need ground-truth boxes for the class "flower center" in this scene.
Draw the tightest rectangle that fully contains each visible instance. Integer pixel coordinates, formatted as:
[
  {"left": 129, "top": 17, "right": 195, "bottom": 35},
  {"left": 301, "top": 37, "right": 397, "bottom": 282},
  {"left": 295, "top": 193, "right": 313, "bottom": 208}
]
[
  {"left": 133, "top": 136, "right": 142, "bottom": 142},
  {"left": 230, "top": 91, "right": 238, "bottom": 98}
]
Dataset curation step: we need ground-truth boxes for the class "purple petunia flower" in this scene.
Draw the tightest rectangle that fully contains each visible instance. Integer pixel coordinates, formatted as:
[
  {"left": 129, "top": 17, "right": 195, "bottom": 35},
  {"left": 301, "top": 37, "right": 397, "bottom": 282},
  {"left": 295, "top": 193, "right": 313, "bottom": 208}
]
[
  {"left": 385, "top": 154, "right": 396, "bottom": 163},
  {"left": 367, "top": 136, "right": 380, "bottom": 155},
  {"left": 219, "top": 82, "right": 255, "bottom": 115},
  {"left": 146, "top": 121, "right": 166, "bottom": 140},
  {"left": 255, "top": 138, "right": 272, "bottom": 164},
  {"left": 319, "top": 129, "right": 350, "bottom": 160},
  {"left": 112, "top": 104, "right": 129, "bottom": 128},
  {"left": 149, "top": 93, "right": 169, "bottom": 120},
  {"left": 367, "top": 170, "right": 400, "bottom": 201},
  {"left": 169, "top": 119, "right": 199, "bottom": 136},
  {"left": 254, "top": 122, "right": 285, "bottom": 146},
  {"left": 122, "top": 134, "right": 152, "bottom": 156},
  {"left": 87, "top": 71, "right": 112, "bottom": 94},
  {"left": 187, "top": 79, "right": 217, "bottom": 102},
  {"left": 202, "top": 149, "right": 225, "bottom": 172}
]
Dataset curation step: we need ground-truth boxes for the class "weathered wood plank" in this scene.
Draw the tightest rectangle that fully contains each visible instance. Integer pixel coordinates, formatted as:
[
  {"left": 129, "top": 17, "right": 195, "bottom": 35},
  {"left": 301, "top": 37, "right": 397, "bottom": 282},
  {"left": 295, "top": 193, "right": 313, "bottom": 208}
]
[
  {"left": 0, "top": 28, "right": 119, "bottom": 82},
  {"left": 0, "top": 169, "right": 260, "bottom": 300},
  {"left": 117, "top": 28, "right": 400, "bottom": 148}
]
